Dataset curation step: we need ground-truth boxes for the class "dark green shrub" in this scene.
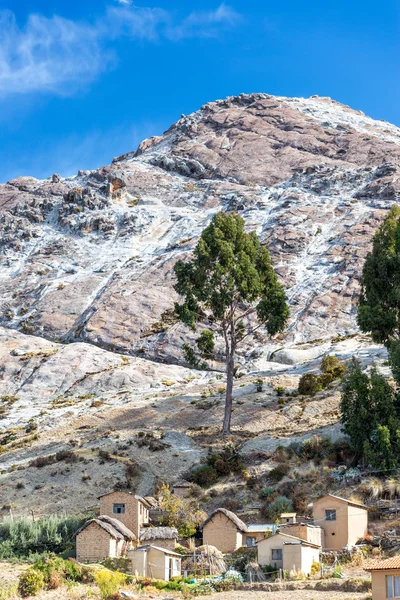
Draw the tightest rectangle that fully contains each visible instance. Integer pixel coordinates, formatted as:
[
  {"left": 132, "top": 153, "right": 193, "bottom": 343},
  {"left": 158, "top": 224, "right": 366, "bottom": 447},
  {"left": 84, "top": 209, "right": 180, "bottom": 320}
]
[
  {"left": 300, "top": 435, "right": 333, "bottom": 461},
  {"left": 265, "top": 495, "right": 293, "bottom": 520},
  {"left": 261, "top": 486, "right": 276, "bottom": 499},
  {"left": 298, "top": 373, "right": 322, "bottom": 395},
  {"left": 275, "top": 386, "right": 286, "bottom": 397},
  {"left": 192, "top": 465, "right": 219, "bottom": 487},
  {"left": 214, "top": 459, "right": 231, "bottom": 475},
  {"left": 18, "top": 569, "right": 45, "bottom": 597},
  {"left": 268, "top": 463, "right": 290, "bottom": 483},
  {"left": 0, "top": 513, "right": 93, "bottom": 558},
  {"left": 321, "top": 355, "right": 345, "bottom": 378}
]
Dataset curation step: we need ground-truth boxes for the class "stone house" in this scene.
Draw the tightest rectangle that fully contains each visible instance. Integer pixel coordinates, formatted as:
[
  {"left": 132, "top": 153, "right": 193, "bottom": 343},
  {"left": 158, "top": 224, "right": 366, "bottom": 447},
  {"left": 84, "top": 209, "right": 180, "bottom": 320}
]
[
  {"left": 99, "top": 490, "right": 151, "bottom": 540},
  {"left": 75, "top": 516, "right": 136, "bottom": 563},
  {"left": 312, "top": 494, "right": 368, "bottom": 550},
  {"left": 139, "top": 526, "right": 178, "bottom": 550},
  {"left": 257, "top": 532, "right": 320, "bottom": 575},
  {"left": 129, "top": 545, "right": 182, "bottom": 580},
  {"left": 280, "top": 522, "right": 324, "bottom": 548},
  {"left": 202, "top": 508, "right": 248, "bottom": 553},
  {"left": 366, "top": 556, "right": 400, "bottom": 600}
]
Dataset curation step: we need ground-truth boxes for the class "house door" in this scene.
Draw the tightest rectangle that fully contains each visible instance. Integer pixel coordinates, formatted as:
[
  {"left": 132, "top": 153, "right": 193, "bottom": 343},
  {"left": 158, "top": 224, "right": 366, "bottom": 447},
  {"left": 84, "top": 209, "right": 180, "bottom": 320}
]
[{"left": 168, "top": 558, "right": 173, "bottom": 580}]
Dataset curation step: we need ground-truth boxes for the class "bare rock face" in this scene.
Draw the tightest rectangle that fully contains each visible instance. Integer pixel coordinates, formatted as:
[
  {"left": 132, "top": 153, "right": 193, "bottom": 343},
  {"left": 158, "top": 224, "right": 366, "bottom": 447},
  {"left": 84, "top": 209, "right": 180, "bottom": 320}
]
[
  {"left": 0, "top": 93, "right": 398, "bottom": 512},
  {"left": 0, "top": 93, "right": 399, "bottom": 366}
]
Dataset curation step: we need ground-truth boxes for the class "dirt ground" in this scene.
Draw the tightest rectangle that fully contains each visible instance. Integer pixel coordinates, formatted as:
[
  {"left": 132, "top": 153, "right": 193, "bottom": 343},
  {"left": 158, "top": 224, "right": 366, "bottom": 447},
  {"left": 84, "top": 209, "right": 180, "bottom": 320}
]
[{"left": 200, "top": 592, "right": 370, "bottom": 600}]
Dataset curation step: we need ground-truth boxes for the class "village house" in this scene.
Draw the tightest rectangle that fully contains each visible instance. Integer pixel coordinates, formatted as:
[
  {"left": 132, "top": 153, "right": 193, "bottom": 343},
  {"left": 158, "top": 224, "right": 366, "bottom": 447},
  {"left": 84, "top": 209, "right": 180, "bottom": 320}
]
[
  {"left": 366, "top": 556, "right": 400, "bottom": 600},
  {"left": 75, "top": 516, "right": 136, "bottom": 563},
  {"left": 257, "top": 532, "right": 320, "bottom": 575},
  {"left": 139, "top": 526, "right": 178, "bottom": 550},
  {"left": 312, "top": 494, "right": 368, "bottom": 550},
  {"left": 202, "top": 508, "right": 248, "bottom": 553},
  {"left": 280, "top": 513, "right": 297, "bottom": 524},
  {"left": 172, "top": 480, "right": 191, "bottom": 499},
  {"left": 280, "top": 522, "right": 324, "bottom": 548},
  {"left": 128, "top": 545, "right": 182, "bottom": 580},
  {"left": 244, "top": 524, "right": 279, "bottom": 547},
  {"left": 99, "top": 490, "right": 151, "bottom": 540}
]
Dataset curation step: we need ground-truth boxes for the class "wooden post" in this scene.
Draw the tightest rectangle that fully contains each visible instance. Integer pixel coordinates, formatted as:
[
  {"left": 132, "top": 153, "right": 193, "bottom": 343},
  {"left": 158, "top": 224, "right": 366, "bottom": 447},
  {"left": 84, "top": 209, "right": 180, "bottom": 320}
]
[{"left": 206, "top": 543, "right": 212, "bottom": 575}]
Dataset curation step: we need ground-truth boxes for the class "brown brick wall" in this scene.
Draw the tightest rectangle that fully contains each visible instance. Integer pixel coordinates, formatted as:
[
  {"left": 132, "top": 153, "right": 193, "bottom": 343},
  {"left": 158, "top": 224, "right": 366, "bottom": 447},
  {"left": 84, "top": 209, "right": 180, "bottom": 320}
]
[
  {"left": 76, "top": 522, "right": 114, "bottom": 563},
  {"left": 203, "top": 512, "right": 243, "bottom": 553},
  {"left": 100, "top": 492, "right": 148, "bottom": 539},
  {"left": 150, "top": 538, "right": 176, "bottom": 550}
]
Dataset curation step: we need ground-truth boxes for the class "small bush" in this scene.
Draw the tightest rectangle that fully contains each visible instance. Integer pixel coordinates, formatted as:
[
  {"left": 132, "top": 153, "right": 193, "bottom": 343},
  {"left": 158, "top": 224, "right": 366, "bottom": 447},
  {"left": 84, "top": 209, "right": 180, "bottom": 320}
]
[
  {"left": 298, "top": 373, "right": 322, "bottom": 396},
  {"left": 18, "top": 569, "right": 45, "bottom": 597},
  {"left": 269, "top": 463, "right": 290, "bottom": 483},
  {"left": 321, "top": 355, "right": 345, "bottom": 378},
  {"left": 261, "top": 486, "right": 276, "bottom": 499},
  {"left": 55, "top": 450, "right": 78, "bottom": 463},
  {"left": 275, "top": 386, "right": 286, "bottom": 397},
  {"left": 94, "top": 569, "right": 126, "bottom": 600},
  {"left": 255, "top": 379, "right": 263, "bottom": 393},
  {"left": 265, "top": 495, "right": 293, "bottom": 520},
  {"left": 125, "top": 460, "right": 140, "bottom": 478},
  {"left": 192, "top": 465, "right": 219, "bottom": 487},
  {"left": 214, "top": 459, "right": 231, "bottom": 476}
]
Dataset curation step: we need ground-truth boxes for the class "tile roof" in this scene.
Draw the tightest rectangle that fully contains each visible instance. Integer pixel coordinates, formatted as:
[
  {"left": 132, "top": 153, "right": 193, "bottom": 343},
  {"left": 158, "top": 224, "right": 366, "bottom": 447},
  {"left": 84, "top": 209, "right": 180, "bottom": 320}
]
[{"left": 366, "top": 556, "right": 400, "bottom": 571}]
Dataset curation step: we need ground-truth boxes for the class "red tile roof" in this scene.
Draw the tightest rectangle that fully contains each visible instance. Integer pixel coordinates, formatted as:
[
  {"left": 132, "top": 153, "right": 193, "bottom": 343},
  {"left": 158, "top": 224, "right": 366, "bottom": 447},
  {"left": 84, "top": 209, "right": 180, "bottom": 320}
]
[{"left": 366, "top": 556, "right": 400, "bottom": 571}]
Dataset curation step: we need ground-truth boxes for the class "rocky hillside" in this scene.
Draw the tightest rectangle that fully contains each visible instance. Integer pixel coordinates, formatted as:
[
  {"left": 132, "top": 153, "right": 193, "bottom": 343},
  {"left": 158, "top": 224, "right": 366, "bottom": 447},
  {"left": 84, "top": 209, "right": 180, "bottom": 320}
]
[{"left": 0, "top": 93, "right": 397, "bottom": 516}]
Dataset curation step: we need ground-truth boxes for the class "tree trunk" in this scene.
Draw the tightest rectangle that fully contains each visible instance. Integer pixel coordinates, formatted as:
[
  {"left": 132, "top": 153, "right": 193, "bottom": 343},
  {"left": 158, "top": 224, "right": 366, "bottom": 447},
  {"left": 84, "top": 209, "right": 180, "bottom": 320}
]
[{"left": 222, "top": 353, "right": 234, "bottom": 435}]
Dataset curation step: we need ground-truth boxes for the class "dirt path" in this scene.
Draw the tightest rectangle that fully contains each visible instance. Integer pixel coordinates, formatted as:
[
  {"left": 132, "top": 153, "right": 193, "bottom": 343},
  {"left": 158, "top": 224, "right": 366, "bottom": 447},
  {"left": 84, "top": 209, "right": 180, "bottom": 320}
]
[{"left": 200, "top": 592, "right": 370, "bottom": 600}]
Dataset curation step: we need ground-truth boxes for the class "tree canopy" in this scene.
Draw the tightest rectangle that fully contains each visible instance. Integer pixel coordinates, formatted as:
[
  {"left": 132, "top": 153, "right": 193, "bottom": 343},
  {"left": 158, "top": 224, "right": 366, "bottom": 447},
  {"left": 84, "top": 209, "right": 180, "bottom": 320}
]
[{"left": 173, "top": 211, "right": 289, "bottom": 434}]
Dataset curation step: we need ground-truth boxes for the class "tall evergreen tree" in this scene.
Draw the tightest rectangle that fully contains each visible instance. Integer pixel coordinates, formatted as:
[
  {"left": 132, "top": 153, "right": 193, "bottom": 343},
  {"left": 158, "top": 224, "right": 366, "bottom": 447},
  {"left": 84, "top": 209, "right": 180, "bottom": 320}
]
[
  {"left": 358, "top": 205, "right": 400, "bottom": 384},
  {"left": 340, "top": 358, "right": 399, "bottom": 469},
  {"left": 173, "top": 211, "right": 289, "bottom": 435}
]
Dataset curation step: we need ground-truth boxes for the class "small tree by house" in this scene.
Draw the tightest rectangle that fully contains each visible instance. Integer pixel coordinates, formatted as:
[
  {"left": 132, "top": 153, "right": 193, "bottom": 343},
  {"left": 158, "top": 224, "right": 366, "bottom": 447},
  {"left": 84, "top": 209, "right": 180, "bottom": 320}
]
[
  {"left": 157, "top": 482, "right": 206, "bottom": 538},
  {"left": 173, "top": 211, "right": 289, "bottom": 434}
]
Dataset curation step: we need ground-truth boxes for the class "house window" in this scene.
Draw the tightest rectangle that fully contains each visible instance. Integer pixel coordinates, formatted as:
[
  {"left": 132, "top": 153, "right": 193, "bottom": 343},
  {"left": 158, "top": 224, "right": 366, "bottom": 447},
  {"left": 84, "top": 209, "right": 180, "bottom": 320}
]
[
  {"left": 386, "top": 575, "right": 400, "bottom": 598},
  {"left": 113, "top": 503, "right": 125, "bottom": 514},
  {"left": 325, "top": 509, "right": 336, "bottom": 521},
  {"left": 271, "top": 549, "right": 282, "bottom": 561},
  {"left": 246, "top": 537, "right": 256, "bottom": 547}
]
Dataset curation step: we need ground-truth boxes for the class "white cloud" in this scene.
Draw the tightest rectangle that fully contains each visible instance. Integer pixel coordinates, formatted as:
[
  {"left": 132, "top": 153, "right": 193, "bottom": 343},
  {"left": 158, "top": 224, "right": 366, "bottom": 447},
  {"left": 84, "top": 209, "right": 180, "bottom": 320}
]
[
  {"left": 166, "top": 3, "right": 241, "bottom": 40},
  {"left": 0, "top": 4, "right": 240, "bottom": 97},
  {"left": 0, "top": 10, "right": 113, "bottom": 96}
]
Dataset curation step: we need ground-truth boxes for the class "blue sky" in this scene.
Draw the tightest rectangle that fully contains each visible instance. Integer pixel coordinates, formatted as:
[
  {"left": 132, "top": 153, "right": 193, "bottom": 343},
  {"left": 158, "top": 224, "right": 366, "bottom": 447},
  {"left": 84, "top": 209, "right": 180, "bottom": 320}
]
[{"left": 1, "top": 0, "right": 399, "bottom": 182}]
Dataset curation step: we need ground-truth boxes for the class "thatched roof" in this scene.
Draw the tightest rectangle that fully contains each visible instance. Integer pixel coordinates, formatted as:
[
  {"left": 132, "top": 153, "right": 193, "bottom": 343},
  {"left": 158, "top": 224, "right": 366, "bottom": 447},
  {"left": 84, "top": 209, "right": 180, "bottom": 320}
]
[
  {"left": 74, "top": 515, "right": 136, "bottom": 541},
  {"left": 140, "top": 527, "right": 178, "bottom": 541},
  {"left": 202, "top": 508, "right": 248, "bottom": 533},
  {"left": 173, "top": 480, "right": 191, "bottom": 488}
]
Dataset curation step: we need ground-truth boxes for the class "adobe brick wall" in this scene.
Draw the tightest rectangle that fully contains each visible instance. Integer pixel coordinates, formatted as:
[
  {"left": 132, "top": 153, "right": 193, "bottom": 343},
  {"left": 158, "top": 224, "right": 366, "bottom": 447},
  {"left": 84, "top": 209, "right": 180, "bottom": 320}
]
[
  {"left": 150, "top": 538, "right": 176, "bottom": 550},
  {"left": 203, "top": 512, "right": 243, "bottom": 553},
  {"left": 76, "top": 522, "right": 114, "bottom": 562},
  {"left": 100, "top": 491, "right": 148, "bottom": 539}
]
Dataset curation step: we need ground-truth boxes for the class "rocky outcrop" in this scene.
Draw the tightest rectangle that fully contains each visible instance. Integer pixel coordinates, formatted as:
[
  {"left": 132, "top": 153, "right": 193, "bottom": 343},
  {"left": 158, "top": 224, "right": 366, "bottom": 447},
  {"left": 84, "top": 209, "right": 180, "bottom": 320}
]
[
  {"left": 0, "top": 93, "right": 399, "bottom": 363},
  {"left": 0, "top": 93, "right": 398, "bottom": 514}
]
